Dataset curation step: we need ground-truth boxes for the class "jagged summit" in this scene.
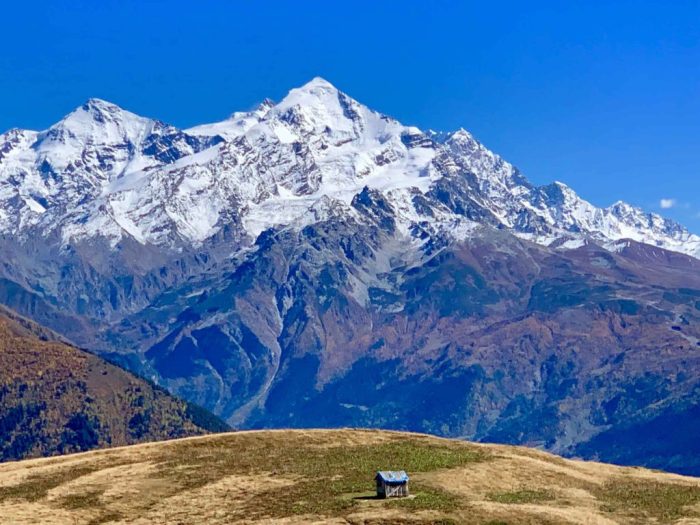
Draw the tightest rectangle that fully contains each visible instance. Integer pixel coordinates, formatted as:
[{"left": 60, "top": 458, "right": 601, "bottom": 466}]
[
  {"left": 0, "top": 79, "right": 697, "bottom": 258},
  {"left": 447, "top": 128, "right": 475, "bottom": 141},
  {"left": 540, "top": 181, "right": 579, "bottom": 202},
  {"left": 292, "top": 75, "right": 339, "bottom": 93},
  {"left": 81, "top": 96, "right": 124, "bottom": 111},
  {"left": 39, "top": 97, "right": 152, "bottom": 155},
  {"left": 307, "top": 75, "right": 337, "bottom": 87},
  {"left": 256, "top": 97, "right": 275, "bottom": 111},
  {"left": 265, "top": 76, "right": 384, "bottom": 142},
  {"left": 56, "top": 97, "right": 146, "bottom": 130}
]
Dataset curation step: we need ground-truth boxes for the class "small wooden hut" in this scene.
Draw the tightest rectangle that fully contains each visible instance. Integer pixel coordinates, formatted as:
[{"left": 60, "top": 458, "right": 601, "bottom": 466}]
[{"left": 375, "top": 470, "right": 409, "bottom": 498}]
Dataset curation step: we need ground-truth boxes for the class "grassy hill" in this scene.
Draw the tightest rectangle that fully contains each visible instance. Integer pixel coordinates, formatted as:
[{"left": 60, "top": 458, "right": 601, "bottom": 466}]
[
  {"left": 2, "top": 429, "right": 700, "bottom": 524},
  {"left": 0, "top": 306, "right": 228, "bottom": 461}
]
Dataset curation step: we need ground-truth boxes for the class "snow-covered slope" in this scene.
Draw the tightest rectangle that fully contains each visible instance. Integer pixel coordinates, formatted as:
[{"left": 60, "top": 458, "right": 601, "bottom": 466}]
[
  {"left": 186, "top": 99, "right": 274, "bottom": 141},
  {"left": 1, "top": 77, "right": 698, "bottom": 258},
  {"left": 0, "top": 98, "right": 217, "bottom": 244}
]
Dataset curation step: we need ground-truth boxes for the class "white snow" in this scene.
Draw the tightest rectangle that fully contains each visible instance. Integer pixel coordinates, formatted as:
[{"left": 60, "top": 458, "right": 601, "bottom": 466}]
[
  {"left": 1, "top": 77, "right": 699, "bottom": 261},
  {"left": 186, "top": 100, "right": 272, "bottom": 141},
  {"left": 23, "top": 197, "right": 46, "bottom": 214}
]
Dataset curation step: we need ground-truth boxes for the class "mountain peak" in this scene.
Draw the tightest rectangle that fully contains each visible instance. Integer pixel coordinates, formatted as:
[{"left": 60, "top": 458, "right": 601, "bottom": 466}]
[
  {"left": 608, "top": 200, "right": 636, "bottom": 214},
  {"left": 73, "top": 98, "right": 133, "bottom": 122},
  {"left": 31, "top": 98, "right": 156, "bottom": 176},
  {"left": 446, "top": 128, "right": 478, "bottom": 147},
  {"left": 539, "top": 181, "right": 581, "bottom": 206},
  {"left": 82, "top": 97, "right": 121, "bottom": 110},
  {"left": 552, "top": 180, "right": 573, "bottom": 191},
  {"left": 47, "top": 98, "right": 150, "bottom": 139},
  {"left": 258, "top": 98, "right": 275, "bottom": 111},
  {"left": 275, "top": 77, "right": 346, "bottom": 110},
  {"left": 268, "top": 77, "right": 376, "bottom": 138},
  {"left": 297, "top": 76, "right": 338, "bottom": 92},
  {"left": 450, "top": 128, "right": 474, "bottom": 140}
]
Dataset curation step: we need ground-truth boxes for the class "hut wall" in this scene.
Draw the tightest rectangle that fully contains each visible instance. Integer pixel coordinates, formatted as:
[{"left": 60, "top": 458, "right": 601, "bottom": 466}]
[{"left": 384, "top": 482, "right": 409, "bottom": 498}]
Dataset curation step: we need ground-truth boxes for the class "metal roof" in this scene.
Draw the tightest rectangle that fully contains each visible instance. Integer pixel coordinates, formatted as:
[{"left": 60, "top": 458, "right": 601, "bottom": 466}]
[{"left": 376, "top": 470, "right": 409, "bottom": 483}]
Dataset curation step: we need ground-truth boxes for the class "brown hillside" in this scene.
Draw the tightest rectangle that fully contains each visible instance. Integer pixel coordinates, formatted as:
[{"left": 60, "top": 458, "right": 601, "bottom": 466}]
[
  {"left": 2, "top": 429, "right": 700, "bottom": 524},
  {"left": 0, "top": 306, "right": 226, "bottom": 461}
]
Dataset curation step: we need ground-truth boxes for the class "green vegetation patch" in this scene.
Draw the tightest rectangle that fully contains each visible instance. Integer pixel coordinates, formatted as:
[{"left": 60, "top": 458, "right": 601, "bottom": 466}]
[
  {"left": 86, "top": 512, "right": 125, "bottom": 525},
  {"left": 56, "top": 483, "right": 125, "bottom": 524},
  {"left": 0, "top": 461, "right": 125, "bottom": 524},
  {"left": 158, "top": 432, "right": 489, "bottom": 519},
  {"left": 0, "top": 465, "right": 98, "bottom": 503},
  {"left": 596, "top": 479, "right": 700, "bottom": 522},
  {"left": 58, "top": 490, "right": 123, "bottom": 525},
  {"left": 487, "top": 489, "right": 555, "bottom": 505},
  {"left": 58, "top": 489, "right": 103, "bottom": 509},
  {"left": 390, "top": 487, "right": 461, "bottom": 512}
]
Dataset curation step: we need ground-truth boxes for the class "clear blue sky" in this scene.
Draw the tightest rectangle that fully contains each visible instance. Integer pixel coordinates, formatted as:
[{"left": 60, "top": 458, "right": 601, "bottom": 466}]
[{"left": 2, "top": 1, "right": 698, "bottom": 230}]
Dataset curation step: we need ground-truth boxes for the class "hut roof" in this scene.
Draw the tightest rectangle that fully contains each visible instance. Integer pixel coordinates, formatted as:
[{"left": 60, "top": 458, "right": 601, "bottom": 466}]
[{"left": 375, "top": 470, "right": 409, "bottom": 483}]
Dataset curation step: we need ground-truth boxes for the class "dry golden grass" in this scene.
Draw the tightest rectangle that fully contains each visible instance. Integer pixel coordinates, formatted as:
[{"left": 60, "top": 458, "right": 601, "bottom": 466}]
[{"left": 1, "top": 429, "right": 700, "bottom": 524}]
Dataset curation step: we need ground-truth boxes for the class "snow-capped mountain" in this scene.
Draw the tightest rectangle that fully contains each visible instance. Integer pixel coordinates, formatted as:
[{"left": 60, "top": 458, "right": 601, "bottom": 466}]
[
  {"left": 1, "top": 77, "right": 698, "bottom": 258},
  {"left": 0, "top": 98, "right": 217, "bottom": 243},
  {"left": 2, "top": 78, "right": 700, "bottom": 476}
]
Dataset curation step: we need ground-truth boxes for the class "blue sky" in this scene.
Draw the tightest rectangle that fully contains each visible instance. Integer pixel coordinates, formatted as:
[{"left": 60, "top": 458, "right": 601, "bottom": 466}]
[{"left": 2, "top": 1, "right": 698, "bottom": 230}]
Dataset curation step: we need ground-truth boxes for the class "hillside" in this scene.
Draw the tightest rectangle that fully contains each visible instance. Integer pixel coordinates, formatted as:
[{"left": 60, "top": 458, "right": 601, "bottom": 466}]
[
  {"left": 2, "top": 429, "right": 700, "bottom": 524},
  {"left": 0, "top": 306, "right": 228, "bottom": 461}
]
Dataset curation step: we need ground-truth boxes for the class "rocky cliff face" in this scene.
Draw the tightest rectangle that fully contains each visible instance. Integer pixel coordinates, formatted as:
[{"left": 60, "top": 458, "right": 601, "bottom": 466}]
[{"left": 1, "top": 78, "right": 699, "bottom": 473}]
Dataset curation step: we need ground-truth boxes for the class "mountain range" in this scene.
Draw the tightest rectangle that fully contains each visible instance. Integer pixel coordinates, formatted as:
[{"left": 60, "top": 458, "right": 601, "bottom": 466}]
[{"left": 1, "top": 78, "right": 699, "bottom": 473}]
